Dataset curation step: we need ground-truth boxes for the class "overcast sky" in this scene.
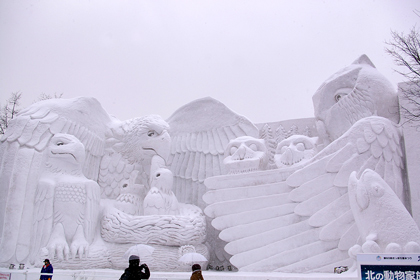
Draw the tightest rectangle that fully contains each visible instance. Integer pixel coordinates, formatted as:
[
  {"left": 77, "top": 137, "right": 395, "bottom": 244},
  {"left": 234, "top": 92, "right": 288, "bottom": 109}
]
[{"left": 1, "top": 0, "right": 419, "bottom": 124}]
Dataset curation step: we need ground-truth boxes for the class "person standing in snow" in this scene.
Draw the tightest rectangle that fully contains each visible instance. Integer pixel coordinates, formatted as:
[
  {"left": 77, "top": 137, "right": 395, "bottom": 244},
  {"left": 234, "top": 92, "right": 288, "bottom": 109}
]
[
  {"left": 190, "top": 264, "right": 204, "bottom": 280},
  {"left": 119, "top": 255, "right": 150, "bottom": 280},
  {"left": 40, "top": 259, "right": 53, "bottom": 280}
]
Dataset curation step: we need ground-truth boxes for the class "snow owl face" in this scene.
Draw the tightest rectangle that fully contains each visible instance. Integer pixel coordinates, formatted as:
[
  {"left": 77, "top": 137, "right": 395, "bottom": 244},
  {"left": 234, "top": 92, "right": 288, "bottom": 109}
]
[
  {"left": 312, "top": 55, "right": 399, "bottom": 144},
  {"left": 223, "top": 136, "right": 268, "bottom": 174},
  {"left": 274, "top": 135, "right": 318, "bottom": 168},
  {"left": 48, "top": 133, "right": 86, "bottom": 166}
]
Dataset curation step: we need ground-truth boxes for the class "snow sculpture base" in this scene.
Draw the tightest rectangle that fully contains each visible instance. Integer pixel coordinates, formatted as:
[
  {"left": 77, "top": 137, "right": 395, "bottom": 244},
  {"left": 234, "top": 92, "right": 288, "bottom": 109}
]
[{"left": 98, "top": 202, "right": 208, "bottom": 271}]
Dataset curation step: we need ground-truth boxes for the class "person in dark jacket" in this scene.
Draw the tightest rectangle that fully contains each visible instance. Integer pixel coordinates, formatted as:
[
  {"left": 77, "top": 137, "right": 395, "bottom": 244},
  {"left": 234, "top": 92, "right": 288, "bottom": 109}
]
[
  {"left": 40, "top": 259, "right": 53, "bottom": 280},
  {"left": 190, "top": 264, "right": 204, "bottom": 280},
  {"left": 119, "top": 255, "right": 150, "bottom": 280}
]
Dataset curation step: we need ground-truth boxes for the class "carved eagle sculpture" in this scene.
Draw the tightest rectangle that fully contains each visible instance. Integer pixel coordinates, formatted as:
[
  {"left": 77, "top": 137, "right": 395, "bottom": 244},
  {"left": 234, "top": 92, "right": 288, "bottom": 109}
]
[
  {"left": 0, "top": 97, "right": 112, "bottom": 265},
  {"left": 203, "top": 55, "right": 409, "bottom": 273},
  {"left": 32, "top": 133, "right": 101, "bottom": 261},
  {"left": 0, "top": 97, "right": 173, "bottom": 265}
]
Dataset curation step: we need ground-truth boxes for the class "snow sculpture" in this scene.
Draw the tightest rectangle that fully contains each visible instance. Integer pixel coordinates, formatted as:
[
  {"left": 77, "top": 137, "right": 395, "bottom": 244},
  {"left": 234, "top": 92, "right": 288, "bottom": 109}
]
[
  {"left": 166, "top": 98, "right": 260, "bottom": 269},
  {"left": 0, "top": 54, "right": 416, "bottom": 275},
  {"left": 223, "top": 136, "right": 268, "bottom": 174},
  {"left": 313, "top": 54, "right": 399, "bottom": 145},
  {"left": 0, "top": 97, "right": 215, "bottom": 270},
  {"left": 101, "top": 201, "right": 206, "bottom": 246},
  {"left": 99, "top": 114, "right": 172, "bottom": 200},
  {"left": 348, "top": 169, "right": 420, "bottom": 255},
  {"left": 274, "top": 135, "right": 318, "bottom": 168},
  {"left": 0, "top": 97, "right": 112, "bottom": 265},
  {"left": 114, "top": 171, "right": 145, "bottom": 216},
  {"left": 204, "top": 55, "right": 410, "bottom": 273},
  {"left": 35, "top": 133, "right": 101, "bottom": 261},
  {"left": 143, "top": 167, "right": 180, "bottom": 215},
  {"left": 166, "top": 97, "right": 260, "bottom": 208}
]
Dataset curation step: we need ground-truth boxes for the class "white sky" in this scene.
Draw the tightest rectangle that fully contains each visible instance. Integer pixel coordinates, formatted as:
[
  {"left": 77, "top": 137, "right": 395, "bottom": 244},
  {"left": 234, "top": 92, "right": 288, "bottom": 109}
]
[{"left": 0, "top": 0, "right": 419, "bottom": 124}]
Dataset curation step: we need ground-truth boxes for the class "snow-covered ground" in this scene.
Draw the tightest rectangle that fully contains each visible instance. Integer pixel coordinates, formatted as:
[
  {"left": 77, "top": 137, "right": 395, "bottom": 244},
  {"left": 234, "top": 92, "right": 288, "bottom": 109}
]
[{"left": 0, "top": 267, "right": 358, "bottom": 280}]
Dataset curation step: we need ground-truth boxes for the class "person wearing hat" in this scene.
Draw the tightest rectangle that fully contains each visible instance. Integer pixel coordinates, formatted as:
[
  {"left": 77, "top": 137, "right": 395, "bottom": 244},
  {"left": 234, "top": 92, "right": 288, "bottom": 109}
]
[
  {"left": 40, "top": 259, "right": 53, "bottom": 280},
  {"left": 190, "top": 264, "right": 204, "bottom": 280},
  {"left": 119, "top": 255, "right": 150, "bottom": 280}
]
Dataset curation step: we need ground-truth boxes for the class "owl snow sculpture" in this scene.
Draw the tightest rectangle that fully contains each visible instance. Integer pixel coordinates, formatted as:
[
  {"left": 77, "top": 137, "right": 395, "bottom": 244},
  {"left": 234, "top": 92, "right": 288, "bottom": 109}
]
[
  {"left": 204, "top": 55, "right": 409, "bottom": 273},
  {"left": 274, "top": 135, "right": 318, "bottom": 168},
  {"left": 34, "top": 134, "right": 101, "bottom": 261},
  {"left": 223, "top": 136, "right": 268, "bottom": 174},
  {"left": 313, "top": 54, "right": 399, "bottom": 145},
  {"left": 144, "top": 168, "right": 180, "bottom": 215}
]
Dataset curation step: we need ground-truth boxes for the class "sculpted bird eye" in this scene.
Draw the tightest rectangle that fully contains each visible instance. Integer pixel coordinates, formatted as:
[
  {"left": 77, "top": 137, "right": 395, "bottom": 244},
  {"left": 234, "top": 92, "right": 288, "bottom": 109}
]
[
  {"left": 57, "top": 142, "right": 64, "bottom": 146},
  {"left": 334, "top": 88, "right": 352, "bottom": 103},
  {"left": 296, "top": 143, "right": 305, "bottom": 151},
  {"left": 147, "top": 131, "right": 155, "bottom": 137},
  {"left": 249, "top": 143, "right": 258, "bottom": 151}
]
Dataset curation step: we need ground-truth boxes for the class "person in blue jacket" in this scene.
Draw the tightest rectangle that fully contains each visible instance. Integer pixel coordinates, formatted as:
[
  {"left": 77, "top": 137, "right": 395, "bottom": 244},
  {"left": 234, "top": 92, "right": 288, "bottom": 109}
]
[{"left": 40, "top": 259, "right": 53, "bottom": 280}]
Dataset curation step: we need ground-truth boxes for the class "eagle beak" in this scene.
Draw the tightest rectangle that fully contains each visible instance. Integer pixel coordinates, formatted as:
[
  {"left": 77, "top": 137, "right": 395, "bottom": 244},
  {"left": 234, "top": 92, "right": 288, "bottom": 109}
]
[{"left": 154, "top": 131, "right": 171, "bottom": 162}]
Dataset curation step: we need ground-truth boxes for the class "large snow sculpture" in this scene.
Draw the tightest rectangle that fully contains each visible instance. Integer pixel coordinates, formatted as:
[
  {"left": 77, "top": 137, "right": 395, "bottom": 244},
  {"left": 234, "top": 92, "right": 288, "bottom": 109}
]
[
  {"left": 348, "top": 169, "right": 420, "bottom": 254},
  {"left": 203, "top": 55, "right": 410, "bottom": 273},
  {"left": 0, "top": 54, "right": 416, "bottom": 275},
  {"left": 0, "top": 97, "right": 214, "bottom": 270},
  {"left": 35, "top": 133, "right": 101, "bottom": 261}
]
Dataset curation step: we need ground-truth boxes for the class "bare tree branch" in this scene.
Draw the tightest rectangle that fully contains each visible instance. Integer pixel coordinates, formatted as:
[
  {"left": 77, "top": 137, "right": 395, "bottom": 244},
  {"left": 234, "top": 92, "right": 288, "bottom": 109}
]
[
  {"left": 386, "top": 26, "right": 420, "bottom": 126},
  {"left": 0, "top": 92, "right": 22, "bottom": 135}
]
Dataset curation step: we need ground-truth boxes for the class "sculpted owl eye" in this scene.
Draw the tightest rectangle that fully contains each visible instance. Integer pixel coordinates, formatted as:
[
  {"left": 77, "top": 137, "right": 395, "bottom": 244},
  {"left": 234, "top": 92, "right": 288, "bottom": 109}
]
[
  {"left": 334, "top": 88, "right": 352, "bottom": 103},
  {"left": 335, "top": 93, "right": 347, "bottom": 102},
  {"left": 249, "top": 143, "right": 258, "bottom": 151},
  {"left": 296, "top": 143, "right": 305, "bottom": 151},
  {"left": 147, "top": 130, "right": 156, "bottom": 137}
]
